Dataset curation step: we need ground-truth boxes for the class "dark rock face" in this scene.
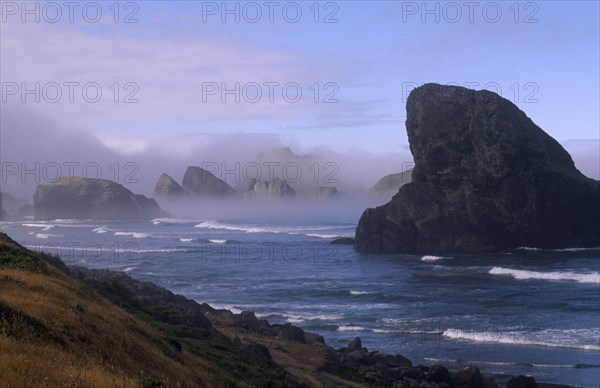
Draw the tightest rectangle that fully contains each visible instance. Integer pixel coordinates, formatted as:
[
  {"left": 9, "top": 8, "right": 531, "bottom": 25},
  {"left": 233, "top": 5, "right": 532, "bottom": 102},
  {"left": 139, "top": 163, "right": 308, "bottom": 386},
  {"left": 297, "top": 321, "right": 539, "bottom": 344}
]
[
  {"left": 154, "top": 173, "right": 188, "bottom": 201},
  {"left": 355, "top": 84, "right": 600, "bottom": 253},
  {"left": 246, "top": 178, "right": 295, "bottom": 199},
  {"left": 33, "top": 177, "right": 166, "bottom": 221},
  {"left": 452, "top": 365, "right": 485, "bottom": 388},
  {"left": 182, "top": 166, "right": 236, "bottom": 197},
  {"left": 331, "top": 237, "right": 355, "bottom": 245},
  {"left": 368, "top": 169, "right": 413, "bottom": 200},
  {"left": 507, "top": 375, "right": 538, "bottom": 388},
  {"left": 348, "top": 337, "right": 362, "bottom": 351}
]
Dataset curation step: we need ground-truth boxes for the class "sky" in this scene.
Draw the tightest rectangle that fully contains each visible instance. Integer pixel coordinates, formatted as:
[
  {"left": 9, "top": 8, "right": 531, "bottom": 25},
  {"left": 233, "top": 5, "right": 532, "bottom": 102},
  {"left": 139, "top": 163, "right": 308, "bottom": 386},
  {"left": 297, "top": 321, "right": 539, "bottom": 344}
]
[{"left": 1, "top": 0, "right": 599, "bottom": 198}]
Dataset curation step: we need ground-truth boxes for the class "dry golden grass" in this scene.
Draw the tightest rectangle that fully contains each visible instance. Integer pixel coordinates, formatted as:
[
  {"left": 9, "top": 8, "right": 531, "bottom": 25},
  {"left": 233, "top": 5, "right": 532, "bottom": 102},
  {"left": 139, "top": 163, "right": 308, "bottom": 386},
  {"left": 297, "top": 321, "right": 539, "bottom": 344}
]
[{"left": 0, "top": 268, "right": 218, "bottom": 387}]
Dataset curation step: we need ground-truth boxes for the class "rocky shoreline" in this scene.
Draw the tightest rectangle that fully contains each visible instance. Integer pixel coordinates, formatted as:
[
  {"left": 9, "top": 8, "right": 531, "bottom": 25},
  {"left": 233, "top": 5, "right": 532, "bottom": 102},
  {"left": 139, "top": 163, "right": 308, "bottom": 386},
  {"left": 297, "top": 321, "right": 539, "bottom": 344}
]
[{"left": 71, "top": 265, "right": 549, "bottom": 388}]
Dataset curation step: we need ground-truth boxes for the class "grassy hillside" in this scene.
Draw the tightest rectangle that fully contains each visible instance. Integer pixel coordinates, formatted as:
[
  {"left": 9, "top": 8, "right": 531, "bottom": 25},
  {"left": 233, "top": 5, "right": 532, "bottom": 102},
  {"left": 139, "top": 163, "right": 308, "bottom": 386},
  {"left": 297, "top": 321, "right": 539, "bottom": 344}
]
[{"left": 0, "top": 233, "right": 286, "bottom": 387}]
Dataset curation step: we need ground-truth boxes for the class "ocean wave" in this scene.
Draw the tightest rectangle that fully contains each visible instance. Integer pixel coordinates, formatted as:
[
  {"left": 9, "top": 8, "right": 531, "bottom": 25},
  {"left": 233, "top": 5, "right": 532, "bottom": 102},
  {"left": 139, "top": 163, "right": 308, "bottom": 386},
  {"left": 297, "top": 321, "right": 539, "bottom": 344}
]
[
  {"left": 443, "top": 328, "right": 600, "bottom": 351},
  {"left": 489, "top": 267, "right": 600, "bottom": 284},
  {"left": 152, "top": 218, "right": 197, "bottom": 225},
  {"left": 421, "top": 255, "right": 452, "bottom": 262},
  {"left": 209, "top": 239, "right": 228, "bottom": 244},
  {"left": 282, "top": 312, "right": 345, "bottom": 323},
  {"left": 114, "top": 231, "right": 149, "bottom": 239},
  {"left": 349, "top": 290, "right": 372, "bottom": 296},
  {"left": 516, "top": 246, "right": 600, "bottom": 252},
  {"left": 337, "top": 325, "right": 367, "bottom": 332},
  {"left": 306, "top": 233, "right": 347, "bottom": 239},
  {"left": 136, "top": 248, "right": 189, "bottom": 253},
  {"left": 23, "top": 223, "right": 55, "bottom": 231},
  {"left": 195, "top": 220, "right": 276, "bottom": 234},
  {"left": 92, "top": 227, "right": 111, "bottom": 234},
  {"left": 35, "top": 233, "right": 63, "bottom": 239},
  {"left": 122, "top": 267, "right": 136, "bottom": 272},
  {"left": 179, "top": 238, "right": 194, "bottom": 242},
  {"left": 194, "top": 220, "right": 352, "bottom": 239}
]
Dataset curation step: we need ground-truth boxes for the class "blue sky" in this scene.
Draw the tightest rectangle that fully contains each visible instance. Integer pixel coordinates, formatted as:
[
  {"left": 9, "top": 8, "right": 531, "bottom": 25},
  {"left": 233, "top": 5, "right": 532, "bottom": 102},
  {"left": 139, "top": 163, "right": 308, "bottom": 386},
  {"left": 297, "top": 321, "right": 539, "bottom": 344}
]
[{"left": 1, "top": 0, "right": 599, "bottom": 184}]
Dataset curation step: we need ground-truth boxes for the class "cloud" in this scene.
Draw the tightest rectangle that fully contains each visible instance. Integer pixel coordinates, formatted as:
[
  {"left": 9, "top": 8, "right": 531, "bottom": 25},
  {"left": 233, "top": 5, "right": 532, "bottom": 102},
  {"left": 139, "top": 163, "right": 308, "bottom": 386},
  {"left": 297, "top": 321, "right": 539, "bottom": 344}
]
[{"left": 0, "top": 20, "right": 370, "bottom": 128}]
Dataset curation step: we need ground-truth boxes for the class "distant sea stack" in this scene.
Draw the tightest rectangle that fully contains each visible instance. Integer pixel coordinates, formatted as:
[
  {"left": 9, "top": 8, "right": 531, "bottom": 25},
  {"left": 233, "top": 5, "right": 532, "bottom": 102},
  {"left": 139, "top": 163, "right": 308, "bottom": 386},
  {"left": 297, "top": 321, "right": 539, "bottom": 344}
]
[
  {"left": 368, "top": 170, "right": 413, "bottom": 200},
  {"left": 182, "top": 166, "right": 236, "bottom": 197},
  {"left": 355, "top": 83, "right": 600, "bottom": 253},
  {"left": 154, "top": 173, "right": 189, "bottom": 201},
  {"left": 246, "top": 178, "right": 295, "bottom": 199},
  {"left": 34, "top": 177, "right": 166, "bottom": 220}
]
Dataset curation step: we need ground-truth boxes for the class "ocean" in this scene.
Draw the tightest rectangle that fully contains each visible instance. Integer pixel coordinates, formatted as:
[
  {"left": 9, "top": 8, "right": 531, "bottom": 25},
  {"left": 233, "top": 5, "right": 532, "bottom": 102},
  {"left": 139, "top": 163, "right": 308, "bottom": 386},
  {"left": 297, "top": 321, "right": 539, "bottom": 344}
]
[{"left": 1, "top": 216, "right": 598, "bottom": 387}]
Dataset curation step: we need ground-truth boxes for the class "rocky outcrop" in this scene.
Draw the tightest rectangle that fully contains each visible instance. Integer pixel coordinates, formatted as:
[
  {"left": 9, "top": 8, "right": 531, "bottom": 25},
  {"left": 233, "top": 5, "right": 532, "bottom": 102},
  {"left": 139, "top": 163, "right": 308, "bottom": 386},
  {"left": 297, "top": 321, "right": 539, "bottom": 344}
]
[
  {"left": 311, "top": 186, "right": 338, "bottom": 199},
  {"left": 0, "top": 191, "right": 29, "bottom": 219},
  {"left": 33, "top": 177, "right": 166, "bottom": 220},
  {"left": 153, "top": 173, "right": 188, "bottom": 201},
  {"left": 246, "top": 178, "right": 295, "bottom": 199},
  {"left": 182, "top": 166, "right": 236, "bottom": 197},
  {"left": 355, "top": 84, "right": 600, "bottom": 253},
  {"left": 17, "top": 204, "right": 34, "bottom": 218},
  {"left": 368, "top": 170, "right": 413, "bottom": 200}
]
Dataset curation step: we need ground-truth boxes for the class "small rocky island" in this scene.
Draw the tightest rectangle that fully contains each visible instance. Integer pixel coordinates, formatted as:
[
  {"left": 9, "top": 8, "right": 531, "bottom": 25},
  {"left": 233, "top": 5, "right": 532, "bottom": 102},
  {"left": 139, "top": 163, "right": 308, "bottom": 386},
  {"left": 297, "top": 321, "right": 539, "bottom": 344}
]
[
  {"left": 355, "top": 83, "right": 600, "bottom": 253},
  {"left": 33, "top": 177, "right": 166, "bottom": 220}
]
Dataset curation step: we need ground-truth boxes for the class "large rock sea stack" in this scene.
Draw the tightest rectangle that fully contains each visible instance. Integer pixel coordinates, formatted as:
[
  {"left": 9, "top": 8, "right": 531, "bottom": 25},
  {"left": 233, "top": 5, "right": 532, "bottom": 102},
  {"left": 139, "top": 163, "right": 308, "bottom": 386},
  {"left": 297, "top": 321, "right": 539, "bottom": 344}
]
[
  {"left": 34, "top": 177, "right": 166, "bottom": 220},
  {"left": 355, "top": 83, "right": 600, "bottom": 253},
  {"left": 182, "top": 166, "right": 236, "bottom": 197},
  {"left": 246, "top": 178, "right": 295, "bottom": 199},
  {"left": 154, "top": 173, "right": 188, "bottom": 201}
]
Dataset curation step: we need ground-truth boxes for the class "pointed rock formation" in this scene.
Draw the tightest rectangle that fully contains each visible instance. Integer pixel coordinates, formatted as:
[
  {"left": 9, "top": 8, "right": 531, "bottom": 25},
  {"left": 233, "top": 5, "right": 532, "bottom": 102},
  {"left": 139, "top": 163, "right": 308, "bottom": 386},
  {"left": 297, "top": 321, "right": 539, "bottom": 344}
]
[
  {"left": 182, "top": 166, "right": 236, "bottom": 197},
  {"left": 355, "top": 83, "right": 600, "bottom": 253},
  {"left": 154, "top": 173, "right": 188, "bottom": 201}
]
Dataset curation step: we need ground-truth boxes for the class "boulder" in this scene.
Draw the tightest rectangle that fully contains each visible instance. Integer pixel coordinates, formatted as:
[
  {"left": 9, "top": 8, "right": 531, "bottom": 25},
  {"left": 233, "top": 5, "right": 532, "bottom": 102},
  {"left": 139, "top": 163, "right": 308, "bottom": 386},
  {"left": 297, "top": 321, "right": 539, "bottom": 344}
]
[
  {"left": 355, "top": 84, "right": 600, "bottom": 253},
  {"left": 348, "top": 337, "right": 362, "bottom": 351},
  {"left": 271, "top": 323, "right": 305, "bottom": 342},
  {"left": 452, "top": 365, "right": 484, "bottom": 388},
  {"left": 33, "top": 177, "right": 166, "bottom": 221},
  {"left": 428, "top": 364, "right": 452, "bottom": 383},
  {"left": 506, "top": 375, "right": 537, "bottom": 388},
  {"left": 304, "top": 332, "right": 325, "bottom": 346},
  {"left": 182, "top": 166, "right": 235, "bottom": 197},
  {"left": 154, "top": 173, "right": 188, "bottom": 201},
  {"left": 246, "top": 178, "right": 295, "bottom": 199}
]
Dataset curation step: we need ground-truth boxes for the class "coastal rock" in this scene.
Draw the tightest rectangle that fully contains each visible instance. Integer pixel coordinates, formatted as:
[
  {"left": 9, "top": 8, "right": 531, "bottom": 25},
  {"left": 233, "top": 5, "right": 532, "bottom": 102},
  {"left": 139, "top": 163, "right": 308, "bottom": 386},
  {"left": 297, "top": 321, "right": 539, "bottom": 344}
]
[
  {"left": 428, "top": 364, "right": 452, "bottom": 383},
  {"left": 246, "top": 178, "right": 295, "bottom": 199},
  {"left": 271, "top": 323, "right": 305, "bottom": 342},
  {"left": 331, "top": 237, "right": 355, "bottom": 245},
  {"left": 182, "top": 166, "right": 236, "bottom": 197},
  {"left": 33, "top": 177, "right": 166, "bottom": 221},
  {"left": 355, "top": 84, "right": 600, "bottom": 253},
  {"left": 506, "top": 375, "right": 537, "bottom": 388},
  {"left": 311, "top": 186, "right": 338, "bottom": 199},
  {"left": 368, "top": 169, "right": 413, "bottom": 200},
  {"left": 154, "top": 173, "right": 188, "bottom": 201},
  {"left": 451, "top": 365, "right": 484, "bottom": 388},
  {"left": 304, "top": 332, "right": 325, "bottom": 346},
  {"left": 1, "top": 191, "right": 30, "bottom": 219},
  {"left": 348, "top": 337, "right": 362, "bottom": 351},
  {"left": 17, "top": 204, "right": 34, "bottom": 218}
]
